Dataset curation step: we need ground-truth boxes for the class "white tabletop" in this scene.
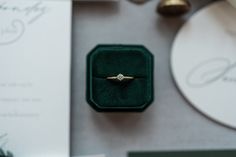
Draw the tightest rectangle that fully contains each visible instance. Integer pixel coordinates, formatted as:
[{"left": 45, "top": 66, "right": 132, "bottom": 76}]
[{"left": 71, "top": 0, "right": 236, "bottom": 157}]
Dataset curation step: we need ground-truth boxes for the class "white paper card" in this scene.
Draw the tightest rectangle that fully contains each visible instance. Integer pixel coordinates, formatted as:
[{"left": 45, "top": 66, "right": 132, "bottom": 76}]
[
  {"left": 172, "top": 1, "right": 236, "bottom": 129},
  {"left": 0, "top": 0, "right": 72, "bottom": 157}
]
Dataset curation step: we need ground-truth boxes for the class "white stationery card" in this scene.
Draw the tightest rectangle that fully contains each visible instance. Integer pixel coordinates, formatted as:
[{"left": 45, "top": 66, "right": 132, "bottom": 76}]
[{"left": 0, "top": 0, "right": 72, "bottom": 157}]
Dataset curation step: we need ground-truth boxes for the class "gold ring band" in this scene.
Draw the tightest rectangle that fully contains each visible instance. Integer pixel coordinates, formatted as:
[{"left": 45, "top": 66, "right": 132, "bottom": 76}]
[{"left": 107, "top": 74, "right": 134, "bottom": 82}]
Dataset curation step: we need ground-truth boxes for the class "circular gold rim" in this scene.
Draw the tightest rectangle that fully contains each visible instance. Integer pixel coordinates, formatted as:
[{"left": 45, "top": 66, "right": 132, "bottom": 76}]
[
  {"left": 159, "top": 0, "right": 189, "bottom": 7},
  {"left": 157, "top": 0, "right": 191, "bottom": 16}
]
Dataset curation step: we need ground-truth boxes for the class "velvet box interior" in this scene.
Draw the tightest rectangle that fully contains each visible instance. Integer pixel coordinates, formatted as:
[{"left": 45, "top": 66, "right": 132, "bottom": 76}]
[{"left": 87, "top": 45, "right": 154, "bottom": 112}]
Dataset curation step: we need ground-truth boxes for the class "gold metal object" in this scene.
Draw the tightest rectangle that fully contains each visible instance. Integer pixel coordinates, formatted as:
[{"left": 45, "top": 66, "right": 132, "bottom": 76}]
[
  {"left": 107, "top": 74, "right": 134, "bottom": 82},
  {"left": 157, "top": 0, "right": 191, "bottom": 16}
]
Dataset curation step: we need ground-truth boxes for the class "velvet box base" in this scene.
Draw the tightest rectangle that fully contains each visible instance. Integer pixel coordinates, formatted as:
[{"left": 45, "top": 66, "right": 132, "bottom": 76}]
[{"left": 87, "top": 45, "right": 154, "bottom": 112}]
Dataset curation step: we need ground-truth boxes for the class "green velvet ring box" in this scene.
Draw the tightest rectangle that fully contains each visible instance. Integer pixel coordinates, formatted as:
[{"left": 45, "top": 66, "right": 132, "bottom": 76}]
[{"left": 87, "top": 45, "right": 154, "bottom": 112}]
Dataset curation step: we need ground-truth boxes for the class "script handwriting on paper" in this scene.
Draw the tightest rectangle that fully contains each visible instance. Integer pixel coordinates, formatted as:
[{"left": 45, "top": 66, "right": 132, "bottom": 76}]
[
  {"left": 186, "top": 58, "right": 236, "bottom": 88},
  {"left": 0, "top": 1, "right": 50, "bottom": 45}
]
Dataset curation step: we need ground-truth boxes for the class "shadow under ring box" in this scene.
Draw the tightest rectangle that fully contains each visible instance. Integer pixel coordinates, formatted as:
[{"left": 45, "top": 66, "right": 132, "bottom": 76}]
[{"left": 87, "top": 45, "right": 154, "bottom": 112}]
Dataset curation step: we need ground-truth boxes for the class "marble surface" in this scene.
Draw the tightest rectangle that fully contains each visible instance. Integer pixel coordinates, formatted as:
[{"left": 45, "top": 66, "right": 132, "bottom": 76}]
[{"left": 71, "top": 0, "right": 236, "bottom": 157}]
